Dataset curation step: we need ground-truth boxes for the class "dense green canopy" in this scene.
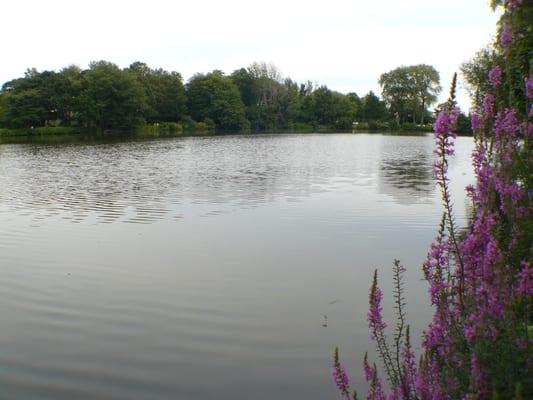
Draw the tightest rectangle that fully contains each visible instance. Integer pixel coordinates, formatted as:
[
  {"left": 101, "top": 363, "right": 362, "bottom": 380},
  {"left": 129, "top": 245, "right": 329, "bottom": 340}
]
[
  {"left": 379, "top": 64, "right": 441, "bottom": 124},
  {"left": 0, "top": 61, "right": 457, "bottom": 133}
]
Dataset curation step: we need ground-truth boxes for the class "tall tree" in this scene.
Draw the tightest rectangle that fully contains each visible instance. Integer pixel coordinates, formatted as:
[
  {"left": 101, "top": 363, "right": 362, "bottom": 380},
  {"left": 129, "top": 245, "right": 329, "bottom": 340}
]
[
  {"left": 186, "top": 71, "right": 249, "bottom": 132},
  {"left": 128, "top": 62, "right": 187, "bottom": 122},
  {"left": 1, "top": 69, "right": 48, "bottom": 128},
  {"left": 246, "top": 61, "right": 286, "bottom": 130},
  {"left": 379, "top": 65, "right": 441, "bottom": 124},
  {"left": 410, "top": 65, "right": 441, "bottom": 124},
  {"left": 78, "top": 61, "right": 146, "bottom": 131},
  {"left": 360, "top": 91, "right": 388, "bottom": 122}
]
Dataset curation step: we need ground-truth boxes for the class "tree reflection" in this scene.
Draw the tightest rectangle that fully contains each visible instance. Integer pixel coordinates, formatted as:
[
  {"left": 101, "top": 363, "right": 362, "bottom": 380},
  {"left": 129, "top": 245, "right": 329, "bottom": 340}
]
[{"left": 378, "top": 146, "right": 434, "bottom": 204}]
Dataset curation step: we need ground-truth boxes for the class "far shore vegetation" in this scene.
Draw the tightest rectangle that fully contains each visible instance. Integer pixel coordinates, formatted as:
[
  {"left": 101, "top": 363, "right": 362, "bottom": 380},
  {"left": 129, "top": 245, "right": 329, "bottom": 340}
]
[{"left": 0, "top": 61, "right": 474, "bottom": 139}]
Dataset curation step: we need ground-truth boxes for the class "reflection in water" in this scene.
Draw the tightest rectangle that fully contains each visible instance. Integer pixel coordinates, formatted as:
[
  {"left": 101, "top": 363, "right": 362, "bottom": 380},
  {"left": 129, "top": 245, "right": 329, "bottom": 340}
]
[
  {"left": 0, "top": 134, "right": 474, "bottom": 400},
  {"left": 0, "top": 135, "right": 440, "bottom": 225},
  {"left": 378, "top": 137, "right": 434, "bottom": 205}
]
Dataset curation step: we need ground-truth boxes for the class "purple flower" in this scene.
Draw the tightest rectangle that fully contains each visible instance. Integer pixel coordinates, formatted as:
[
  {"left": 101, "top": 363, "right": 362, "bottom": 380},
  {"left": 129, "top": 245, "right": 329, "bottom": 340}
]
[
  {"left": 464, "top": 325, "right": 476, "bottom": 344},
  {"left": 471, "top": 353, "right": 487, "bottom": 396},
  {"left": 483, "top": 93, "right": 495, "bottom": 115},
  {"left": 470, "top": 111, "right": 483, "bottom": 131},
  {"left": 500, "top": 24, "right": 513, "bottom": 47},
  {"left": 521, "top": 121, "right": 533, "bottom": 138},
  {"left": 332, "top": 365, "right": 351, "bottom": 398},
  {"left": 364, "top": 355, "right": 386, "bottom": 400},
  {"left": 348, "top": 4, "right": 532, "bottom": 394},
  {"left": 494, "top": 108, "right": 519, "bottom": 136},
  {"left": 433, "top": 108, "right": 459, "bottom": 135},
  {"left": 368, "top": 272, "right": 387, "bottom": 338},
  {"left": 488, "top": 66, "right": 502, "bottom": 88},
  {"left": 332, "top": 348, "right": 352, "bottom": 399},
  {"left": 525, "top": 76, "right": 533, "bottom": 99},
  {"left": 517, "top": 261, "right": 533, "bottom": 296}
]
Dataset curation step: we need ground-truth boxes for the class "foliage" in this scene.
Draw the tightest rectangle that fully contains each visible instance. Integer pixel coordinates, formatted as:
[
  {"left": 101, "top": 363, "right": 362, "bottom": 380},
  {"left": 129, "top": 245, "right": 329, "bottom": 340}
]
[
  {"left": 334, "top": 1, "right": 532, "bottom": 398},
  {"left": 78, "top": 61, "right": 146, "bottom": 131},
  {"left": 1, "top": 69, "right": 55, "bottom": 128},
  {"left": 0, "top": 93, "right": 5, "bottom": 126},
  {"left": 128, "top": 62, "right": 187, "bottom": 122},
  {"left": 360, "top": 91, "right": 389, "bottom": 122},
  {"left": 460, "top": 46, "right": 499, "bottom": 108},
  {"left": 186, "top": 71, "right": 249, "bottom": 132},
  {"left": 379, "top": 65, "right": 441, "bottom": 125},
  {"left": 1, "top": 60, "right": 444, "bottom": 134},
  {"left": 0, "top": 126, "right": 82, "bottom": 137}
]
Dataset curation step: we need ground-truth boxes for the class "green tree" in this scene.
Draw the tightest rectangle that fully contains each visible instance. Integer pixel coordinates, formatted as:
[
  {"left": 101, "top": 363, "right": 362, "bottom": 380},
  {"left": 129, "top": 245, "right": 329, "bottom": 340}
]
[
  {"left": 0, "top": 92, "right": 5, "bottom": 127},
  {"left": 55, "top": 65, "right": 83, "bottom": 125},
  {"left": 230, "top": 68, "right": 255, "bottom": 108},
  {"left": 360, "top": 91, "right": 388, "bottom": 122},
  {"left": 347, "top": 92, "right": 362, "bottom": 119},
  {"left": 128, "top": 62, "right": 187, "bottom": 122},
  {"left": 312, "top": 86, "right": 336, "bottom": 126},
  {"left": 78, "top": 61, "right": 146, "bottom": 131},
  {"left": 308, "top": 87, "right": 358, "bottom": 129},
  {"left": 186, "top": 71, "right": 249, "bottom": 132},
  {"left": 1, "top": 67, "right": 84, "bottom": 128},
  {"left": 460, "top": 46, "right": 499, "bottom": 108},
  {"left": 280, "top": 78, "right": 303, "bottom": 124},
  {"left": 1, "top": 69, "right": 48, "bottom": 128},
  {"left": 331, "top": 92, "right": 358, "bottom": 130},
  {"left": 379, "top": 64, "right": 441, "bottom": 124},
  {"left": 246, "top": 62, "right": 286, "bottom": 130}
]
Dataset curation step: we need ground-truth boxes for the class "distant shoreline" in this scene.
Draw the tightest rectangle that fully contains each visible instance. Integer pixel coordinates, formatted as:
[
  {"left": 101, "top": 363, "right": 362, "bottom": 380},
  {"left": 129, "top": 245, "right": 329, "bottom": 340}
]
[{"left": 0, "top": 127, "right": 473, "bottom": 145}]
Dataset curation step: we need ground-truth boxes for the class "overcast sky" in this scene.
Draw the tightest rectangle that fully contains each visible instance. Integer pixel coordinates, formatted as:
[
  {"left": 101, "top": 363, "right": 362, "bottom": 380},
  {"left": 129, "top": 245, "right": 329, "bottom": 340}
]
[{"left": 1, "top": 0, "right": 499, "bottom": 111}]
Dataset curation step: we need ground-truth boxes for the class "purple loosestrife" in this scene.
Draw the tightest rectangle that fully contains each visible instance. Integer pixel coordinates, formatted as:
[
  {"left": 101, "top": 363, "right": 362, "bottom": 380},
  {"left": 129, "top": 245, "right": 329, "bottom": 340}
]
[
  {"left": 433, "top": 108, "right": 459, "bottom": 139},
  {"left": 367, "top": 271, "right": 397, "bottom": 386},
  {"left": 470, "top": 353, "right": 488, "bottom": 396},
  {"left": 483, "top": 93, "right": 495, "bottom": 116},
  {"left": 470, "top": 111, "right": 483, "bottom": 132},
  {"left": 333, "top": 348, "right": 352, "bottom": 400},
  {"left": 488, "top": 66, "right": 502, "bottom": 88},
  {"left": 500, "top": 24, "right": 513, "bottom": 47},
  {"left": 517, "top": 261, "right": 533, "bottom": 296},
  {"left": 399, "top": 327, "right": 417, "bottom": 399},
  {"left": 363, "top": 353, "right": 386, "bottom": 400},
  {"left": 526, "top": 76, "right": 533, "bottom": 100},
  {"left": 368, "top": 271, "right": 387, "bottom": 338},
  {"left": 494, "top": 108, "right": 519, "bottom": 136},
  {"left": 333, "top": 2, "right": 532, "bottom": 398}
]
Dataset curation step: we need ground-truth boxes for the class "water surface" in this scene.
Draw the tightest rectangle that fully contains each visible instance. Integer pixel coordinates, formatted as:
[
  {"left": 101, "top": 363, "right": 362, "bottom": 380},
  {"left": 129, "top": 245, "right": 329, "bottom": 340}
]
[{"left": 0, "top": 133, "right": 474, "bottom": 399}]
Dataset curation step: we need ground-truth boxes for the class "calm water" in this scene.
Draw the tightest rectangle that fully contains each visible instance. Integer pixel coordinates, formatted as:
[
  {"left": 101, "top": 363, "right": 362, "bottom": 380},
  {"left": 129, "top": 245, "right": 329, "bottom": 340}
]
[{"left": 0, "top": 133, "right": 474, "bottom": 399}]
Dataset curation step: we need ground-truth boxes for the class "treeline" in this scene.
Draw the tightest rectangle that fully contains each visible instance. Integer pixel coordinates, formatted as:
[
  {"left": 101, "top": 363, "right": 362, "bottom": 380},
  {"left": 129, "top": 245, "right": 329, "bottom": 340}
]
[{"left": 0, "top": 61, "right": 471, "bottom": 134}]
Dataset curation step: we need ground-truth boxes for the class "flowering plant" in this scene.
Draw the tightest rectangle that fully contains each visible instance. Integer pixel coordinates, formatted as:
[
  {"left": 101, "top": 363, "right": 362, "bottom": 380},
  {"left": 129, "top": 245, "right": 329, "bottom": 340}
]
[{"left": 333, "top": 1, "right": 532, "bottom": 398}]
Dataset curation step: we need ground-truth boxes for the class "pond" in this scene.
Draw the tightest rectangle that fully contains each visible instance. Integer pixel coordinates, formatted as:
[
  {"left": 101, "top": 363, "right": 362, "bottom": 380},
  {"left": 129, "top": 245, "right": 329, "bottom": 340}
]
[{"left": 0, "top": 133, "right": 474, "bottom": 399}]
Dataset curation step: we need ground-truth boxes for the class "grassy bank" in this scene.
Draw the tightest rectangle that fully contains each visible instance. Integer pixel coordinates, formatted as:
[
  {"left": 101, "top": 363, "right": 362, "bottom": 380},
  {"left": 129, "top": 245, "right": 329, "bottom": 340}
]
[{"left": 0, "top": 126, "right": 84, "bottom": 137}]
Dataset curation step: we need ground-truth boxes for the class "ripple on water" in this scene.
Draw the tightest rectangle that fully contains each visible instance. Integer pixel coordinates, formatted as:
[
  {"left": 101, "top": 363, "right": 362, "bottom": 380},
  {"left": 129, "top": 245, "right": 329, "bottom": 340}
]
[{"left": 0, "top": 134, "right": 475, "bottom": 400}]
